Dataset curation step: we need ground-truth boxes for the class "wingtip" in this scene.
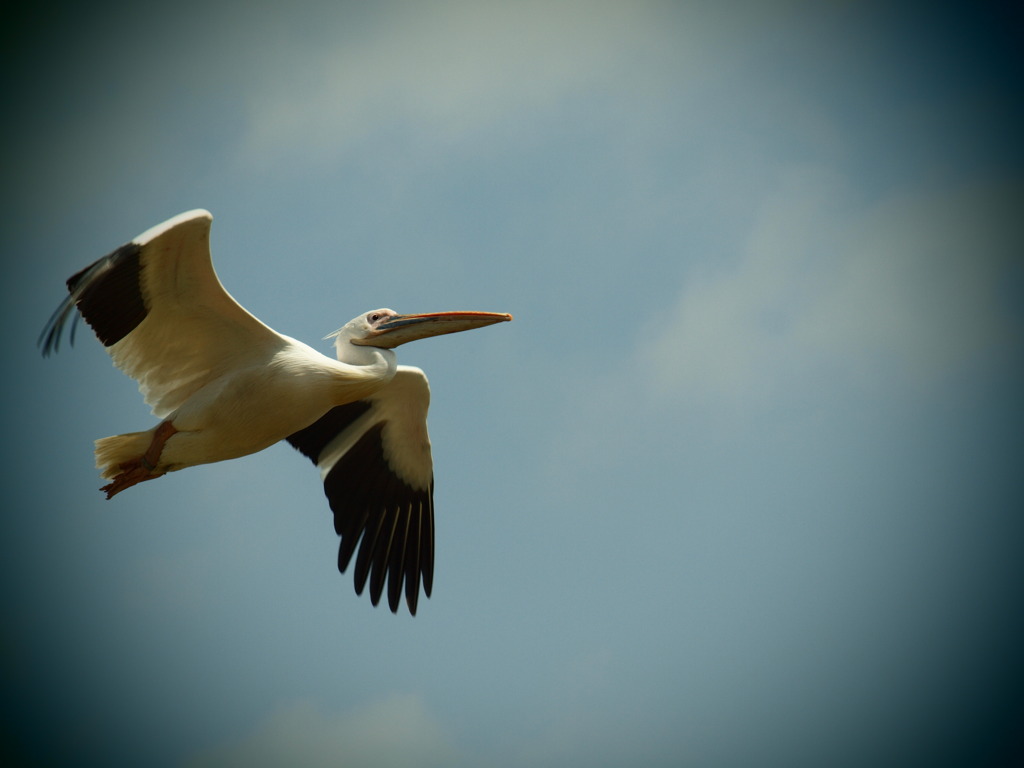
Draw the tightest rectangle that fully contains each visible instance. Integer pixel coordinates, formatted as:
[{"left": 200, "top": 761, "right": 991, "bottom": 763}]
[
  {"left": 132, "top": 208, "right": 213, "bottom": 246},
  {"left": 37, "top": 295, "right": 81, "bottom": 357}
]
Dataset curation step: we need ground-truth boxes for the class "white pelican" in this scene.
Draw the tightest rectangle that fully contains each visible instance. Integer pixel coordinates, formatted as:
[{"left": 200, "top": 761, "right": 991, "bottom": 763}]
[{"left": 39, "top": 209, "right": 511, "bottom": 614}]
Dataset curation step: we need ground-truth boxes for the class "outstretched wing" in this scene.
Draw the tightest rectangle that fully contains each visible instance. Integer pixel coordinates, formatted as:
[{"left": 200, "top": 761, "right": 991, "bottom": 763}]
[
  {"left": 39, "top": 209, "right": 285, "bottom": 418},
  {"left": 286, "top": 366, "right": 434, "bottom": 615}
]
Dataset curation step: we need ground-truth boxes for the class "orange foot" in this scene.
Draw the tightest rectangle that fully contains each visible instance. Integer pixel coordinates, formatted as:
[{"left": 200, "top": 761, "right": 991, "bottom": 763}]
[
  {"left": 101, "top": 460, "right": 163, "bottom": 499},
  {"left": 100, "top": 420, "right": 178, "bottom": 499}
]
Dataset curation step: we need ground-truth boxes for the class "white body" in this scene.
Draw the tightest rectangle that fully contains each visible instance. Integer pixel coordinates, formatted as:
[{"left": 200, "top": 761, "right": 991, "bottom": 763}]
[
  {"left": 41, "top": 208, "right": 510, "bottom": 613},
  {"left": 88, "top": 211, "right": 401, "bottom": 478}
]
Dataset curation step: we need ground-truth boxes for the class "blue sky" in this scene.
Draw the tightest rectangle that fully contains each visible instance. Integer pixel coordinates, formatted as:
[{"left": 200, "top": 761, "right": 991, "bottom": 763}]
[{"left": 2, "top": 2, "right": 1022, "bottom": 766}]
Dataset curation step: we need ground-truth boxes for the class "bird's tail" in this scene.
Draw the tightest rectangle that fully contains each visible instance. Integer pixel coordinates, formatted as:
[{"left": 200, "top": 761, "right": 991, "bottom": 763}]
[{"left": 95, "top": 431, "right": 154, "bottom": 479}]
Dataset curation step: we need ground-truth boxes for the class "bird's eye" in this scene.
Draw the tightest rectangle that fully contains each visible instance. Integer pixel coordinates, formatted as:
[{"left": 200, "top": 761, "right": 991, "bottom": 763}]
[{"left": 368, "top": 313, "right": 381, "bottom": 324}]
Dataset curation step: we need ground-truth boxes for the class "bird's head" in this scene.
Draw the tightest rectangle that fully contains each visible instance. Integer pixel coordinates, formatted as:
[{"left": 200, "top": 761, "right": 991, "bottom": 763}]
[{"left": 329, "top": 308, "right": 512, "bottom": 351}]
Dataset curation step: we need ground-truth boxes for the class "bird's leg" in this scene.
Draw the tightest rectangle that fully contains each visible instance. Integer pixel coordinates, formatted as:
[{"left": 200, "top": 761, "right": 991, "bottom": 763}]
[
  {"left": 142, "top": 420, "right": 178, "bottom": 468},
  {"left": 101, "top": 420, "right": 179, "bottom": 499}
]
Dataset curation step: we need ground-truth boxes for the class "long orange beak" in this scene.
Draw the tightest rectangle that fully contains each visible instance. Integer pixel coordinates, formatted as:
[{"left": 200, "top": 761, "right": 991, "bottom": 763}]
[{"left": 353, "top": 311, "right": 513, "bottom": 348}]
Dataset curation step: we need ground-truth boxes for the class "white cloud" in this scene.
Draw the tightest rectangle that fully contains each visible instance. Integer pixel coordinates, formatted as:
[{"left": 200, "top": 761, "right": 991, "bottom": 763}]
[
  {"left": 184, "top": 695, "right": 457, "bottom": 768},
  {"left": 639, "top": 170, "right": 1023, "bottom": 411},
  {"left": 544, "top": 170, "right": 1022, "bottom": 482},
  {"left": 235, "top": 0, "right": 731, "bottom": 171}
]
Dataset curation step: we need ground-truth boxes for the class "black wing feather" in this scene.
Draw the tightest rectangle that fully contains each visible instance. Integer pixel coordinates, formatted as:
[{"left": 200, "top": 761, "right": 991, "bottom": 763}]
[
  {"left": 286, "top": 401, "right": 371, "bottom": 461},
  {"left": 286, "top": 407, "right": 434, "bottom": 615},
  {"left": 39, "top": 242, "right": 146, "bottom": 356}
]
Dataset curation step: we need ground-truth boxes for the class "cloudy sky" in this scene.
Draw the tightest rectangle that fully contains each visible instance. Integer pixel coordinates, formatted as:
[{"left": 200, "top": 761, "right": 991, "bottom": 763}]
[{"left": 2, "top": 2, "right": 1022, "bottom": 766}]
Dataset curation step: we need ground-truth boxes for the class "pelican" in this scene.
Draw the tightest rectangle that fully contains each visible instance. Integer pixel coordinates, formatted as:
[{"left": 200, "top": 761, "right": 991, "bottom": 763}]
[{"left": 39, "top": 209, "right": 511, "bottom": 615}]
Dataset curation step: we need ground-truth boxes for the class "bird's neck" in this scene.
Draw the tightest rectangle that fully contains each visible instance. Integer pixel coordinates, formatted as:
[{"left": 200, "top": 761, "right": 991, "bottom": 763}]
[{"left": 334, "top": 340, "right": 397, "bottom": 385}]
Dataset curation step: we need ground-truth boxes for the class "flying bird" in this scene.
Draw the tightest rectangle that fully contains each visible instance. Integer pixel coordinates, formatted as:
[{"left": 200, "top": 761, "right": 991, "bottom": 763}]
[{"left": 39, "top": 209, "right": 511, "bottom": 615}]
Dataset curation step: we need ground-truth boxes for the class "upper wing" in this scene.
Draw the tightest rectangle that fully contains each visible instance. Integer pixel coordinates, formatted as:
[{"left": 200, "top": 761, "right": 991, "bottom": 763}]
[
  {"left": 39, "top": 210, "right": 284, "bottom": 418},
  {"left": 286, "top": 366, "right": 434, "bottom": 615}
]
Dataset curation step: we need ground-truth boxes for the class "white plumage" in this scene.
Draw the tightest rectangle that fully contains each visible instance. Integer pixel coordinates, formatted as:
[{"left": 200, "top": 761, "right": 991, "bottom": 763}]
[{"left": 40, "top": 209, "right": 511, "bottom": 614}]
